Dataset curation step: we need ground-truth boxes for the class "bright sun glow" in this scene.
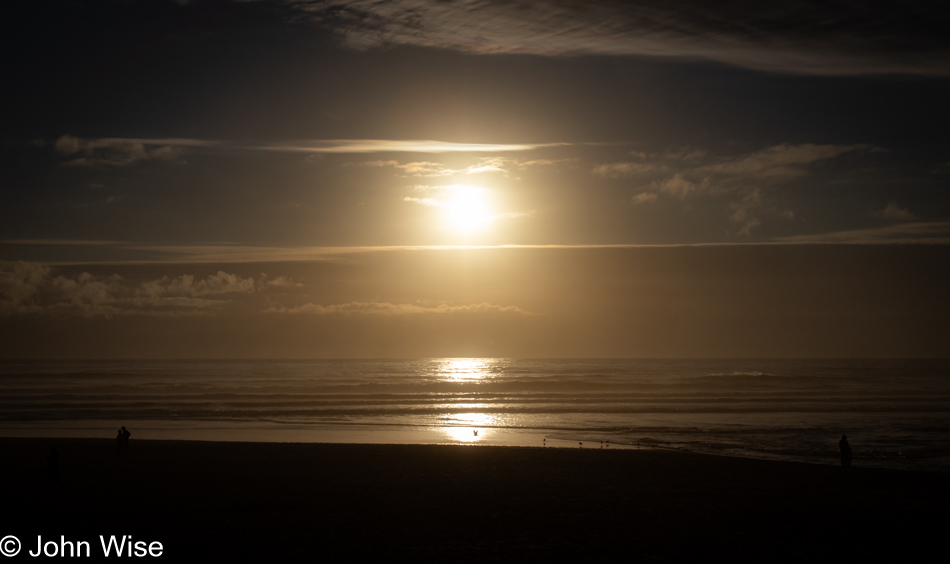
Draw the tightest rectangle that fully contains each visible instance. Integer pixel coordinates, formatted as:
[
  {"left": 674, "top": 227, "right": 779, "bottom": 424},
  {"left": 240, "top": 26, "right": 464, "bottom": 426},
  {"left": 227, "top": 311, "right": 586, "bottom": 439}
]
[{"left": 441, "top": 185, "right": 495, "bottom": 234}]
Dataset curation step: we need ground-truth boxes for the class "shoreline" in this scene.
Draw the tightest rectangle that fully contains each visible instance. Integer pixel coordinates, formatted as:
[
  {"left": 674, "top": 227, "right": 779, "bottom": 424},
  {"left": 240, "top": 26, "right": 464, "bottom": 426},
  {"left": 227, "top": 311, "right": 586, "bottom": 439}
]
[
  {"left": 3, "top": 438, "right": 947, "bottom": 561},
  {"left": 0, "top": 419, "right": 651, "bottom": 451},
  {"left": 0, "top": 421, "right": 925, "bottom": 471}
]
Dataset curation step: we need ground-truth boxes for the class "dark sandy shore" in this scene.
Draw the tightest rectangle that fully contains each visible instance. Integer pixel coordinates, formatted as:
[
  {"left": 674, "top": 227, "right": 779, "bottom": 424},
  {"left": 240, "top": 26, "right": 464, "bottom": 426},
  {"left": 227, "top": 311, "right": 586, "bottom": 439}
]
[{"left": 2, "top": 438, "right": 946, "bottom": 562}]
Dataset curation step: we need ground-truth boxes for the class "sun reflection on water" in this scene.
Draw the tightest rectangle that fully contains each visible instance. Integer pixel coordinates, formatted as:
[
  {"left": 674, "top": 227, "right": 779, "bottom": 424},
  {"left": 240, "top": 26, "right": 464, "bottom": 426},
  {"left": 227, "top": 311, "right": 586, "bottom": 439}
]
[
  {"left": 431, "top": 359, "right": 504, "bottom": 443},
  {"left": 436, "top": 358, "right": 494, "bottom": 382},
  {"left": 442, "top": 413, "right": 498, "bottom": 443}
]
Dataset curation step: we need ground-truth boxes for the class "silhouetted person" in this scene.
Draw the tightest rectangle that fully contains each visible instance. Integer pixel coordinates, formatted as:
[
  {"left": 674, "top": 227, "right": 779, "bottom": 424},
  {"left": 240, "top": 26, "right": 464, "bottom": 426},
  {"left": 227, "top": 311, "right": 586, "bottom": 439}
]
[
  {"left": 116, "top": 429, "right": 123, "bottom": 456},
  {"left": 839, "top": 434, "right": 852, "bottom": 468},
  {"left": 47, "top": 447, "right": 59, "bottom": 484},
  {"left": 120, "top": 426, "right": 131, "bottom": 455}
]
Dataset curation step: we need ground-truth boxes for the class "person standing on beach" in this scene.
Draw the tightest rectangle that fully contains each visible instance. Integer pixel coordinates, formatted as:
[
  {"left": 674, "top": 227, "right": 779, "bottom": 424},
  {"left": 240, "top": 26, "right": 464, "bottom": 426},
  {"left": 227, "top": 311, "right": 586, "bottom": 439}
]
[
  {"left": 839, "top": 434, "right": 852, "bottom": 468},
  {"left": 120, "top": 426, "right": 131, "bottom": 455}
]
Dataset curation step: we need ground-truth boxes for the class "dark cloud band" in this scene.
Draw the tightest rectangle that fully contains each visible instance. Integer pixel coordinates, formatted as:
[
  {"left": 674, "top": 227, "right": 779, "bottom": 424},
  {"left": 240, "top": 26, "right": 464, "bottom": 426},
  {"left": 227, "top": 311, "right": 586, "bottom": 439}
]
[{"left": 298, "top": 0, "right": 950, "bottom": 75}]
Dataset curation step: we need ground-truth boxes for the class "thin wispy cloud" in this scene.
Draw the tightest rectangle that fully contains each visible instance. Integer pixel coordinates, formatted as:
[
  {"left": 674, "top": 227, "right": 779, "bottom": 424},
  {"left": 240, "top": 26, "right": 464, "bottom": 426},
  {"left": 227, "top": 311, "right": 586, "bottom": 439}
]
[
  {"left": 0, "top": 243, "right": 435, "bottom": 266},
  {"left": 775, "top": 222, "right": 950, "bottom": 245},
  {"left": 264, "top": 301, "right": 533, "bottom": 316},
  {"left": 699, "top": 144, "right": 880, "bottom": 178},
  {"left": 48, "top": 137, "right": 568, "bottom": 163},
  {"left": 403, "top": 196, "right": 442, "bottom": 207},
  {"left": 54, "top": 135, "right": 183, "bottom": 167},
  {"left": 285, "top": 140, "right": 565, "bottom": 153},
  {"left": 292, "top": 0, "right": 950, "bottom": 76},
  {"left": 365, "top": 157, "right": 517, "bottom": 177},
  {"left": 0, "top": 239, "right": 123, "bottom": 246},
  {"left": 8, "top": 238, "right": 950, "bottom": 269}
]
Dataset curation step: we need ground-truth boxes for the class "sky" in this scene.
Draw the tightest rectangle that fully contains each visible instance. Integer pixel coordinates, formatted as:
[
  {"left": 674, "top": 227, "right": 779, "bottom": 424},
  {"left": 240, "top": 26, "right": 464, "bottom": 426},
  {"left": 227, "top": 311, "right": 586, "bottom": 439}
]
[{"left": 1, "top": 0, "right": 949, "bottom": 358}]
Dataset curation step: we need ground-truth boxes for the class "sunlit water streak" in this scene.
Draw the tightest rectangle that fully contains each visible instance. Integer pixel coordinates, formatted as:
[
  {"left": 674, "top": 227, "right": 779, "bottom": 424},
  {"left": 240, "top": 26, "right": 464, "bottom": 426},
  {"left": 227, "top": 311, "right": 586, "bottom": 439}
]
[{"left": 2, "top": 358, "right": 949, "bottom": 471}]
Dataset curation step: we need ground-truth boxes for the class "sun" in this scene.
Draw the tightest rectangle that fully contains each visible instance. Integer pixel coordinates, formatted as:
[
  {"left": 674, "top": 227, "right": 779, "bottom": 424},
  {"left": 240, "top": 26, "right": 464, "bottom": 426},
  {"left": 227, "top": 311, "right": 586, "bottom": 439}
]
[{"left": 441, "top": 185, "right": 495, "bottom": 234}]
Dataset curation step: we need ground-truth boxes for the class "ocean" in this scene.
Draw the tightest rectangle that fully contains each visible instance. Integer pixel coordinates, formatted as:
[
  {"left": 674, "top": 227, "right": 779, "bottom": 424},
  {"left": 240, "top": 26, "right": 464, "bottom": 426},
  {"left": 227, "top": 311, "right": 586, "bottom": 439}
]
[{"left": 2, "top": 358, "right": 949, "bottom": 472}]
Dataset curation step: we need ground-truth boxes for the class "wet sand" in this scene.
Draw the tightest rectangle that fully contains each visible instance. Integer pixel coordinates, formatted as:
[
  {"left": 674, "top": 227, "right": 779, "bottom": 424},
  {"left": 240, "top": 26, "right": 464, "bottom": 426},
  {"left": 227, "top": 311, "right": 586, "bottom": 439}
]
[{"left": 2, "top": 438, "right": 946, "bottom": 561}]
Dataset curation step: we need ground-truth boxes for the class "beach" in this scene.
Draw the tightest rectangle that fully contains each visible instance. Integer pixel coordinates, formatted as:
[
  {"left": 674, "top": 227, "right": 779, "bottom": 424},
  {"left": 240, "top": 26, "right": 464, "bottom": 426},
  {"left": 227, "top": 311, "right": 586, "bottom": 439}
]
[
  {"left": 5, "top": 359, "right": 950, "bottom": 472},
  {"left": 2, "top": 438, "right": 946, "bottom": 562}
]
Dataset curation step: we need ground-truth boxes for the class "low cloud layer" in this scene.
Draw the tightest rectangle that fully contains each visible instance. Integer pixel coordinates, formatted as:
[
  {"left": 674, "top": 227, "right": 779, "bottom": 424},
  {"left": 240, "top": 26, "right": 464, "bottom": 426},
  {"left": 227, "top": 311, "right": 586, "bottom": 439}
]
[
  {"left": 48, "top": 137, "right": 565, "bottom": 165},
  {"left": 0, "top": 262, "right": 533, "bottom": 319},
  {"left": 0, "top": 263, "right": 261, "bottom": 317},
  {"left": 294, "top": 0, "right": 950, "bottom": 75},
  {"left": 265, "top": 301, "right": 533, "bottom": 316},
  {"left": 292, "top": 140, "right": 563, "bottom": 153},
  {"left": 776, "top": 222, "right": 950, "bottom": 244}
]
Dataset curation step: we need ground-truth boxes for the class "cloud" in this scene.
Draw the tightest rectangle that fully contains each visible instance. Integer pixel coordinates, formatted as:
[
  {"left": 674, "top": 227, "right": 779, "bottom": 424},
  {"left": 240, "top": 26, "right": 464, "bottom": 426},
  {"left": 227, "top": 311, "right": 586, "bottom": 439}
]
[
  {"left": 138, "top": 271, "right": 257, "bottom": 299},
  {"left": 603, "top": 143, "right": 866, "bottom": 232},
  {"left": 774, "top": 222, "right": 950, "bottom": 245},
  {"left": 367, "top": 160, "right": 452, "bottom": 176},
  {"left": 0, "top": 263, "right": 261, "bottom": 317},
  {"left": 293, "top": 0, "right": 950, "bottom": 76},
  {"left": 54, "top": 135, "right": 183, "bottom": 167},
  {"left": 872, "top": 202, "right": 916, "bottom": 221},
  {"left": 261, "top": 274, "right": 303, "bottom": 288},
  {"left": 463, "top": 157, "right": 512, "bottom": 175},
  {"left": 518, "top": 158, "right": 575, "bottom": 167},
  {"left": 729, "top": 188, "right": 764, "bottom": 236},
  {"left": 103, "top": 194, "right": 127, "bottom": 204},
  {"left": 367, "top": 157, "right": 515, "bottom": 177},
  {"left": 662, "top": 148, "right": 708, "bottom": 162},
  {"left": 366, "top": 156, "right": 566, "bottom": 178},
  {"left": 0, "top": 239, "right": 121, "bottom": 246},
  {"left": 290, "top": 139, "right": 562, "bottom": 153},
  {"left": 632, "top": 173, "right": 709, "bottom": 201},
  {"left": 658, "top": 173, "right": 707, "bottom": 199},
  {"left": 0, "top": 262, "right": 50, "bottom": 309},
  {"left": 6, "top": 239, "right": 950, "bottom": 275},
  {"left": 700, "top": 144, "right": 878, "bottom": 178},
  {"left": 598, "top": 144, "right": 870, "bottom": 187},
  {"left": 600, "top": 144, "right": 868, "bottom": 210},
  {"left": 69, "top": 244, "right": 412, "bottom": 264},
  {"left": 264, "top": 301, "right": 534, "bottom": 316},
  {"left": 630, "top": 193, "right": 658, "bottom": 205},
  {"left": 403, "top": 196, "right": 441, "bottom": 206},
  {"left": 50, "top": 137, "right": 566, "bottom": 159},
  {"left": 592, "top": 162, "right": 659, "bottom": 179}
]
